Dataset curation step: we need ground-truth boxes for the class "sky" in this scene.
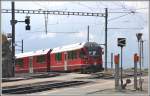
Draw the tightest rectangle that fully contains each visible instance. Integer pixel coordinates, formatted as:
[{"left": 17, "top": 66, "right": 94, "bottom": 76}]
[{"left": 1, "top": 1, "right": 149, "bottom": 68}]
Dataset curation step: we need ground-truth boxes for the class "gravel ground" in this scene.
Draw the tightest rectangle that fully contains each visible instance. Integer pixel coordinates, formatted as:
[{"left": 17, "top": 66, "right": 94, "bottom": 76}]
[{"left": 87, "top": 76, "right": 148, "bottom": 96}]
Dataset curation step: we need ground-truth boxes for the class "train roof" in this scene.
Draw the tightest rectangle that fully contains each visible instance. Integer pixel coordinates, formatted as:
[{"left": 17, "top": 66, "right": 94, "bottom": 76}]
[
  {"left": 15, "top": 48, "right": 51, "bottom": 58},
  {"left": 51, "top": 42, "right": 100, "bottom": 53},
  {"left": 15, "top": 42, "right": 100, "bottom": 58}
]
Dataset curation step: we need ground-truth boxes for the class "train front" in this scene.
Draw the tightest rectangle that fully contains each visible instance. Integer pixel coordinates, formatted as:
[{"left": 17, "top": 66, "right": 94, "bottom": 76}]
[{"left": 81, "top": 42, "right": 104, "bottom": 73}]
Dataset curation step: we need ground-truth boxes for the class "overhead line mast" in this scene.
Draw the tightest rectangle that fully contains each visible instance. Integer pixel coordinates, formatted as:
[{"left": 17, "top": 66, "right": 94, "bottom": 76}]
[
  {"left": 11, "top": 2, "right": 15, "bottom": 77},
  {"left": 105, "top": 8, "right": 108, "bottom": 71}
]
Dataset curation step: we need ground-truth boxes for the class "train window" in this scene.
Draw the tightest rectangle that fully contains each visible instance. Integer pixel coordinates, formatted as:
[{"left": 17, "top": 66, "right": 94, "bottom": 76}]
[
  {"left": 55, "top": 53, "right": 62, "bottom": 61},
  {"left": 89, "top": 50, "right": 96, "bottom": 56},
  {"left": 73, "top": 51, "right": 77, "bottom": 59},
  {"left": 68, "top": 51, "right": 72, "bottom": 60},
  {"left": 88, "top": 47, "right": 100, "bottom": 56},
  {"left": 36, "top": 55, "right": 46, "bottom": 63},
  {"left": 79, "top": 50, "right": 85, "bottom": 58},
  {"left": 68, "top": 51, "right": 77, "bottom": 60},
  {"left": 16, "top": 58, "right": 23, "bottom": 67}
]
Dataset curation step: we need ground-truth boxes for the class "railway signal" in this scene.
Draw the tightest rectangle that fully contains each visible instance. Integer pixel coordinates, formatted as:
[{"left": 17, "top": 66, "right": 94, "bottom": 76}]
[
  {"left": 117, "top": 37, "right": 126, "bottom": 89},
  {"left": 25, "top": 16, "right": 31, "bottom": 30},
  {"left": 118, "top": 38, "right": 126, "bottom": 47}
]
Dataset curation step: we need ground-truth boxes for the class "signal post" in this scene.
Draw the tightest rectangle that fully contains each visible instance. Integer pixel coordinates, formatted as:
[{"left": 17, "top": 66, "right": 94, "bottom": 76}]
[
  {"left": 11, "top": 1, "right": 31, "bottom": 76},
  {"left": 114, "top": 54, "right": 120, "bottom": 90},
  {"left": 117, "top": 38, "right": 126, "bottom": 89},
  {"left": 134, "top": 53, "right": 139, "bottom": 90}
]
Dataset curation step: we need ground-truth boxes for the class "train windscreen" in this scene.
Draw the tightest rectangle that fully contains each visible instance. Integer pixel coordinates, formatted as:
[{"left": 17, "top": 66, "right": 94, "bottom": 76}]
[
  {"left": 84, "top": 42, "right": 101, "bottom": 57},
  {"left": 88, "top": 47, "right": 101, "bottom": 57}
]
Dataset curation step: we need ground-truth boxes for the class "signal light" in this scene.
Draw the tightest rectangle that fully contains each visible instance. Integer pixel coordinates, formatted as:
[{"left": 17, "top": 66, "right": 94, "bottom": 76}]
[
  {"left": 25, "top": 18, "right": 30, "bottom": 24},
  {"left": 25, "top": 16, "right": 30, "bottom": 24},
  {"left": 26, "top": 25, "right": 30, "bottom": 30}
]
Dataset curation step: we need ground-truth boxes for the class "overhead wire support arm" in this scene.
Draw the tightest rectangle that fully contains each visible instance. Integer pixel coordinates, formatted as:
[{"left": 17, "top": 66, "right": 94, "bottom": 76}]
[{"left": 2, "top": 9, "right": 105, "bottom": 17}]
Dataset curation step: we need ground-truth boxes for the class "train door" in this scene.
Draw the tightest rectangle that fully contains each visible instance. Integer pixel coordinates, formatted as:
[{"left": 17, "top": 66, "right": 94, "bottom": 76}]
[
  {"left": 29, "top": 56, "right": 33, "bottom": 73},
  {"left": 64, "top": 52, "right": 68, "bottom": 71}
]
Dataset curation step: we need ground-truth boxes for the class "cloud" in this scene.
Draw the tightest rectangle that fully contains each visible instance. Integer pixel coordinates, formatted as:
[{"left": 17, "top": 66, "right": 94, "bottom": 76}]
[
  {"left": 41, "top": 33, "right": 57, "bottom": 39},
  {"left": 73, "top": 29, "right": 97, "bottom": 42},
  {"left": 142, "top": 24, "right": 149, "bottom": 40},
  {"left": 76, "top": 30, "right": 86, "bottom": 38},
  {"left": 28, "top": 33, "right": 56, "bottom": 40},
  {"left": 124, "top": 1, "right": 149, "bottom": 14},
  {"left": 89, "top": 33, "right": 97, "bottom": 42},
  {"left": 12, "top": 1, "right": 69, "bottom": 10}
]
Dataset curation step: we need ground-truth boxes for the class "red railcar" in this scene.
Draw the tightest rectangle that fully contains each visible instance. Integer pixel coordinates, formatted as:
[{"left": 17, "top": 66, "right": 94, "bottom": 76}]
[
  {"left": 15, "top": 49, "right": 51, "bottom": 73},
  {"left": 50, "top": 42, "right": 103, "bottom": 72},
  {"left": 15, "top": 42, "right": 103, "bottom": 73}
]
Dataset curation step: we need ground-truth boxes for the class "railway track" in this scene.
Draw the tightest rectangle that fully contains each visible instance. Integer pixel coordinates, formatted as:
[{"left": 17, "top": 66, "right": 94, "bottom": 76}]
[
  {"left": 2, "top": 81, "right": 90, "bottom": 94},
  {"left": 2, "top": 73, "right": 60, "bottom": 82}
]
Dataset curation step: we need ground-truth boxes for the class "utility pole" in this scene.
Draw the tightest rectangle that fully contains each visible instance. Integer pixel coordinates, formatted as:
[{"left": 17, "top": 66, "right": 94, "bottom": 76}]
[
  {"left": 105, "top": 8, "right": 108, "bottom": 71},
  {"left": 11, "top": 1, "right": 16, "bottom": 77},
  {"left": 120, "top": 46, "right": 123, "bottom": 88},
  {"left": 139, "top": 39, "right": 142, "bottom": 91},
  {"left": 141, "top": 40, "right": 144, "bottom": 67},
  {"left": 136, "top": 33, "right": 143, "bottom": 91},
  {"left": 21, "top": 40, "right": 23, "bottom": 53},
  {"left": 111, "top": 53, "right": 113, "bottom": 69},
  {"left": 87, "top": 25, "right": 89, "bottom": 42}
]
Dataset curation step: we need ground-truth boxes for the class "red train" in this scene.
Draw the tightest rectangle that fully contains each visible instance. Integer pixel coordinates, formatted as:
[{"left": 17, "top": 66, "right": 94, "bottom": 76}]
[{"left": 15, "top": 42, "right": 104, "bottom": 73}]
